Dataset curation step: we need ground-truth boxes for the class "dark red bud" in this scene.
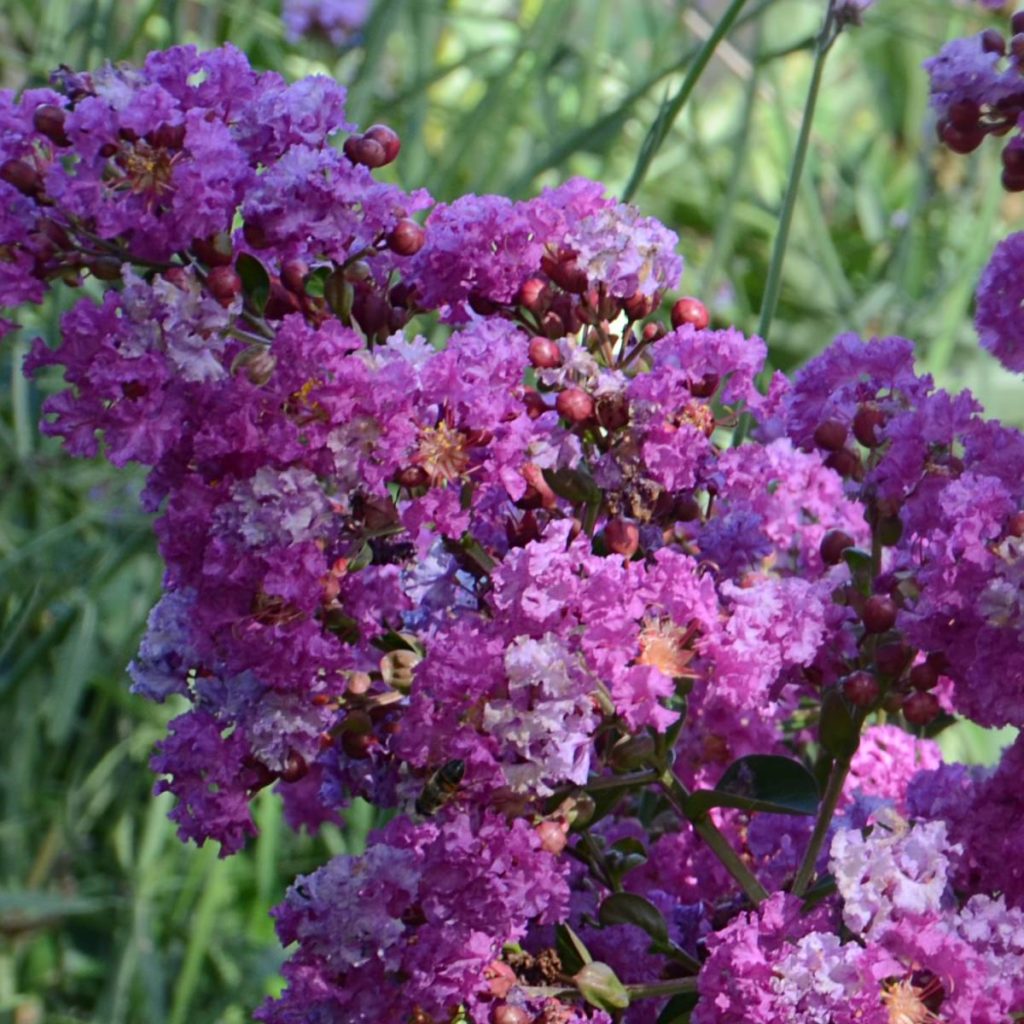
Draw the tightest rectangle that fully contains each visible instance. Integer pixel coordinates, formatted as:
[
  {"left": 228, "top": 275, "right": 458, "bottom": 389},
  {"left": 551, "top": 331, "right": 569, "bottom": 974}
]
[
  {"left": 670, "top": 296, "right": 710, "bottom": 330},
  {"left": 353, "top": 289, "right": 391, "bottom": 336},
  {"left": 1003, "top": 145, "right": 1024, "bottom": 174},
  {"left": 542, "top": 253, "right": 588, "bottom": 294},
  {"left": 207, "top": 265, "right": 242, "bottom": 305},
  {"left": 242, "top": 218, "right": 270, "bottom": 249},
  {"left": 596, "top": 393, "right": 630, "bottom": 431},
  {"left": 281, "top": 750, "right": 309, "bottom": 783},
  {"left": 555, "top": 387, "right": 595, "bottom": 424},
  {"left": 672, "top": 492, "right": 702, "bottom": 522},
  {"left": 90, "top": 256, "right": 122, "bottom": 281},
  {"left": 981, "top": 28, "right": 1006, "bottom": 55},
  {"left": 469, "top": 291, "right": 502, "bottom": 316},
  {"left": 862, "top": 594, "right": 898, "bottom": 634},
  {"left": 903, "top": 690, "right": 941, "bottom": 726},
  {"left": 491, "top": 1004, "right": 530, "bottom": 1024},
  {"left": 820, "top": 529, "right": 855, "bottom": 566},
  {"left": 947, "top": 100, "right": 980, "bottom": 131},
  {"left": 842, "top": 670, "right": 880, "bottom": 708},
  {"left": 341, "top": 730, "right": 375, "bottom": 759},
  {"left": 521, "top": 388, "right": 548, "bottom": 420},
  {"left": 1002, "top": 166, "right": 1024, "bottom": 192},
  {"left": 926, "top": 650, "right": 950, "bottom": 674},
  {"left": 281, "top": 258, "right": 309, "bottom": 294},
  {"left": 265, "top": 279, "right": 302, "bottom": 319},
  {"left": 363, "top": 123, "right": 401, "bottom": 163},
  {"left": 875, "top": 641, "right": 914, "bottom": 678},
  {"left": 623, "top": 291, "right": 654, "bottom": 320},
  {"left": 343, "top": 134, "right": 387, "bottom": 168},
  {"left": 1, "top": 158, "right": 42, "bottom": 197},
  {"left": 604, "top": 518, "right": 640, "bottom": 558},
  {"left": 147, "top": 121, "right": 186, "bottom": 149},
  {"left": 1012, "top": 11, "right": 1024, "bottom": 36},
  {"left": 387, "top": 218, "right": 426, "bottom": 256},
  {"left": 162, "top": 266, "right": 190, "bottom": 290},
  {"left": 853, "top": 404, "right": 885, "bottom": 448},
  {"left": 1012, "top": 31, "right": 1024, "bottom": 59},
  {"left": 528, "top": 335, "right": 563, "bottom": 368},
  {"left": 686, "top": 372, "right": 719, "bottom": 399},
  {"left": 825, "top": 448, "right": 863, "bottom": 480},
  {"left": 909, "top": 662, "right": 939, "bottom": 692},
  {"left": 506, "top": 510, "right": 541, "bottom": 548},
  {"left": 940, "top": 120, "right": 985, "bottom": 154},
  {"left": 517, "top": 277, "right": 550, "bottom": 313},
  {"left": 813, "top": 418, "right": 849, "bottom": 452},
  {"left": 1007, "top": 510, "right": 1024, "bottom": 537},
  {"left": 193, "top": 231, "right": 234, "bottom": 267},
  {"left": 33, "top": 104, "right": 69, "bottom": 145},
  {"left": 642, "top": 321, "right": 666, "bottom": 343}
]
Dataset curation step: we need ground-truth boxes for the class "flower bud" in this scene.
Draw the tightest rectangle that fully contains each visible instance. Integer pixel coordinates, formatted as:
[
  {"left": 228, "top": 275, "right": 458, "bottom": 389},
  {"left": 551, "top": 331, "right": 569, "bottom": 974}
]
[
  {"left": 521, "top": 388, "right": 548, "bottom": 420},
  {"left": 813, "top": 418, "right": 848, "bottom": 452},
  {"left": 820, "top": 529, "right": 855, "bottom": 566},
  {"left": 528, "top": 335, "right": 563, "bottom": 368},
  {"left": 517, "top": 277, "right": 550, "bottom": 313},
  {"left": 33, "top": 103, "right": 69, "bottom": 145},
  {"left": 604, "top": 518, "right": 640, "bottom": 558},
  {"left": 281, "top": 259, "right": 309, "bottom": 294},
  {"left": 596, "top": 393, "right": 630, "bottom": 430},
  {"left": 387, "top": 218, "right": 426, "bottom": 256},
  {"left": 1, "top": 157, "right": 42, "bottom": 197},
  {"left": 981, "top": 28, "right": 1006, "bottom": 55},
  {"left": 535, "top": 819, "right": 569, "bottom": 856},
  {"left": 903, "top": 690, "right": 940, "bottom": 726},
  {"left": 343, "top": 134, "right": 387, "bottom": 168},
  {"left": 623, "top": 291, "right": 654, "bottom": 320},
  {"left": 909, "top": 662, "right": 939, "bottom": 692},
  {"left": 670, "top": 296, "right": 709, "bottom": 330},
  {"left": 281, "top": 749, "right": 309, "bottom": 783},
  {"left": 875, "top": 641, "right": 913, "bottom": 678},
  {"left": 193, "top": 231, "right": 234, "bottom": 267},
  {"left": 556, "top": 388, "right": 595, "bottom": 424},
  {"left": 853, "top": 403, "right": 885, "bottom": 448},
  {"left": 842, "top": 670, "right": 880, "bottom": 708},
  {"left": 363, "top": 123, "right": 401, "bottom": 163},
  {"left": 207, "top": 265, "right": 242, "bottom": 306},
  {"left": 232, "top": 346, "right": 277, "bottom": 386},
  {"left": 396, "top": 465, "right": 430, "bottom": 489},
  {"left": 491, "top": 1005, "right": 530, "bottom": 1024},
  {"left": 687, "top": 372, "right": 719, "bottom": 399},
  {"left": 862, "top": 594, "right": 898, "bottom": 634}
]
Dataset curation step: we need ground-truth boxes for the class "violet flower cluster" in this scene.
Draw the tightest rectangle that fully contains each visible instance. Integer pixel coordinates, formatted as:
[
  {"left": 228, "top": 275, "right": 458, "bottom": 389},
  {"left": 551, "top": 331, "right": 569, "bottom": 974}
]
[
  {"left": 4, "top": 40, "right": 1024, "bottom": 1024},
  {"left": 925, "top": 6, "right": 1024, "bottom": 374}
]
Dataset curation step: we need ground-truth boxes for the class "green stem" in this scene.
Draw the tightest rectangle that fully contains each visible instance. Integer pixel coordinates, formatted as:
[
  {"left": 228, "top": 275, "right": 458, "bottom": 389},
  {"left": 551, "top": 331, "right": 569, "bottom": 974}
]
[
  {"left": 659, "top": 770, "right": 769, "bottom": 906},
  {"left": 584, "top": 769, "right": 661, "bottom": 792},
  {"left": 755, "top": 0, "right": 838, "bottom": 345},
  {"left": 622, "top": 0, "right": 751, "bottom": 203},
  {"left": 790, "top": 754, "right": 852, "bottom": 898},
  {"left": 625, "top": 976, "right": 700, "bottom": 1000}
]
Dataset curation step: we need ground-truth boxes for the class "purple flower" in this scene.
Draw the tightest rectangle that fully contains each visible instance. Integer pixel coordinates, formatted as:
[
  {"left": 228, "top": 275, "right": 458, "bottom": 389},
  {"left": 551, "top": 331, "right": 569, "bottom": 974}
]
[{"left": 975, "top": 231, "right": 1024, "bottom": 373}]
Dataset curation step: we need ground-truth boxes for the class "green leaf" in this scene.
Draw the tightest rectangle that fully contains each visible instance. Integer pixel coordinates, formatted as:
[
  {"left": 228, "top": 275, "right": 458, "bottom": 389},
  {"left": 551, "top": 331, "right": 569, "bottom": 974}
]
[
  {"left": 574, "top": 961, "right": 630, "bottom": 1012},
  {"left": 556, "top": 922, "right": 593, "bottom": 974},
  {"left": 235, "top": 252, "right": 270, "bottom": 314},
  {"left": 598, "top": 892, "right": 669, "bottom": 945},
  {"left": 657, "top": 992, "right": 699, "bottom": 1024},
  {"left": 819, "top": 688, "right": 861, "bottom": 761},
  {"left": 685, "top": 754, "right": 819, "bottom": 817},
  {"left": 542, "top": 466, "right": 601, "bottom": 506}
]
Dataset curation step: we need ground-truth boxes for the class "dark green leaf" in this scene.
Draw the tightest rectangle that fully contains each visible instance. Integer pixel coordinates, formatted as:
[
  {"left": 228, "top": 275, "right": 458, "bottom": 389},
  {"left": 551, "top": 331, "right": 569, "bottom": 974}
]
[
  {"left": 819, "top": 688, "right": 861, "bottom": 760},
  {"left": 657, "top": 992, "right": 699, "bottom": 1024},
  {"left": 598, "top": 892, "right": 669, "bottom": 945},
  {"left": 235, "top": 253, "right": 270, "bottom": 314},
  {"left": 542, "top": 466, "right": 601, "bottom": 506},
  {"left": 686, "top": 754, "right": 819, "bottom": 817},
  {"left": 556, "top": 922, "right": 593, "bottom": 974}
]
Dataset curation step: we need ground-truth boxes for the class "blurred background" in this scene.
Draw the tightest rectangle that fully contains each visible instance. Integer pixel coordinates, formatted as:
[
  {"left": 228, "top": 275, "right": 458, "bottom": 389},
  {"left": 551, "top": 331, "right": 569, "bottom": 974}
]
[{"left": 0, "top": 0, "right": 1018, "bottom": 1021}]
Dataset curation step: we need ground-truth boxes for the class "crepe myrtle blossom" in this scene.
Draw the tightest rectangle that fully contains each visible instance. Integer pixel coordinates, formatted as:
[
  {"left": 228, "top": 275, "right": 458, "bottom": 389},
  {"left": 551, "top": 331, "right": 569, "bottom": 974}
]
[{"left": 7, "top": 36, "right": 1024, "bottom": 1024}]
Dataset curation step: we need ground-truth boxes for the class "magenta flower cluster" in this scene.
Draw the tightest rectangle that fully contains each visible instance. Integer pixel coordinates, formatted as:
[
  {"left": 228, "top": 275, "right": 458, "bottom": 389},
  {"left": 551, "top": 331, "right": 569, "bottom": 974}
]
[{"left": 4, "top": 39, "right": 1024, "bottom": 1024}]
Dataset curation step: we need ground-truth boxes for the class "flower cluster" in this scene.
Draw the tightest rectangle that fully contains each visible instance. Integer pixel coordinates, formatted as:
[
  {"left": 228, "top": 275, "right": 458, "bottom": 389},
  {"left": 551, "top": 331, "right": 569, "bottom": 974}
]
[{"left": 5, "top": 37, "right": 1024, "bottom": 1024}]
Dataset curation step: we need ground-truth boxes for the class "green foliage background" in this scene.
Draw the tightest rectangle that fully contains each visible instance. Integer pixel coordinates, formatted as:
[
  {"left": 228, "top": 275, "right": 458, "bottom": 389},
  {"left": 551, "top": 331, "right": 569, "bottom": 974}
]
[{"left": 0, "top": 1, "right": 1018, "bottom": 1021}]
